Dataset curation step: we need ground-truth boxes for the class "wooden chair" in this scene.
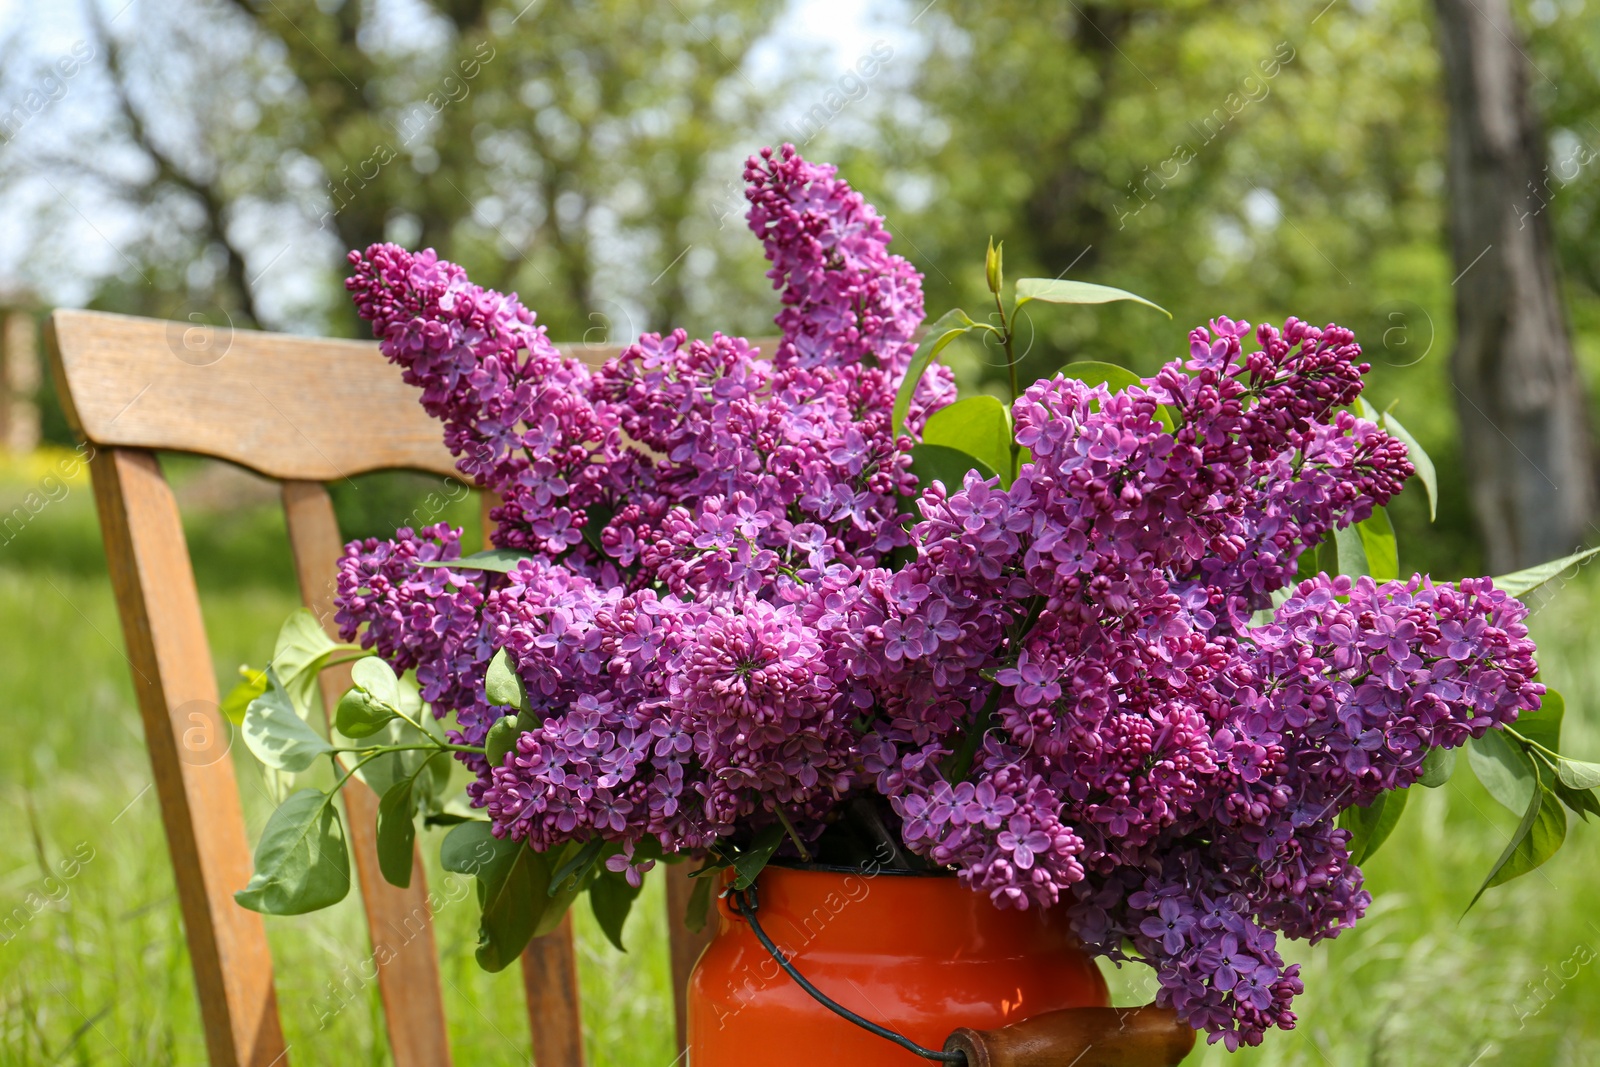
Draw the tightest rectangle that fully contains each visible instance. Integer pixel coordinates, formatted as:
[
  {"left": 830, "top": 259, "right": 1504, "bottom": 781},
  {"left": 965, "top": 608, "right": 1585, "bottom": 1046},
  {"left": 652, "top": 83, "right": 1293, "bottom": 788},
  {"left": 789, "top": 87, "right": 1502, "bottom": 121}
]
[{"left": 46, "top": 308, "right": 730, "bottom": 1067}]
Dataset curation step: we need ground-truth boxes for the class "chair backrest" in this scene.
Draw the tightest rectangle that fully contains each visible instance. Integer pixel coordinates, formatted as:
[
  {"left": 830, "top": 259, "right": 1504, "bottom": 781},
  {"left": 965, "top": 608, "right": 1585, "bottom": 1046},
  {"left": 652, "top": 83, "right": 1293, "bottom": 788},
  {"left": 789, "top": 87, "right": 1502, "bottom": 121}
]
[{"left": 46, "top": 308, "right": 737, "bottom": 1067}]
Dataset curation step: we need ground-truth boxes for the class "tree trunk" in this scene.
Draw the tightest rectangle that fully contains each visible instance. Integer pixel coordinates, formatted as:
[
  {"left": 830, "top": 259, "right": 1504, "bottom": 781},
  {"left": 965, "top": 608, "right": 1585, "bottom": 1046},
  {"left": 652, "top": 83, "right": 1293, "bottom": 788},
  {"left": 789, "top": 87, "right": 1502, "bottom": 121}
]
[{"left": 1433, "top": 0, "right": 1595, "bottom": 570}]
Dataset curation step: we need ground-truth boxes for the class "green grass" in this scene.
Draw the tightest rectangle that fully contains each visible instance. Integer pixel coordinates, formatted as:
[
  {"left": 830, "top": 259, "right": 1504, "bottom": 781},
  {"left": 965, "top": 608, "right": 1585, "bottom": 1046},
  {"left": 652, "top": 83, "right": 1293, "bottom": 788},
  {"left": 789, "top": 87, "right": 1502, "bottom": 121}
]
[{"left": 1, "top": 448, "right": 1597, "bottom": 1065}]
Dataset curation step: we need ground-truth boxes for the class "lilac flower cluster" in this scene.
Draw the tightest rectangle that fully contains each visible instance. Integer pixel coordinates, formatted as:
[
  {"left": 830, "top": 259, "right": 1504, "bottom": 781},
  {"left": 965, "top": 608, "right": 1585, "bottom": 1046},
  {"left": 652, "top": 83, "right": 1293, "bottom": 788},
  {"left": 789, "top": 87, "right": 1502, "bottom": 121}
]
[{"left": 333, "top": 147, "right": 1544, "bottom": 1047}]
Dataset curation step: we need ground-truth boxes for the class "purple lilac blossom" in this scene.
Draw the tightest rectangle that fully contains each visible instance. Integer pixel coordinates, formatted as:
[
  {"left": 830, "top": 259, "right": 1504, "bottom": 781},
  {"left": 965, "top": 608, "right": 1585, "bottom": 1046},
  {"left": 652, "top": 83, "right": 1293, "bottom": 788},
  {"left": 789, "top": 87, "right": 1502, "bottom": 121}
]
[{"left": 333, "top": 148, "right": 1543, "bottom": 1047}]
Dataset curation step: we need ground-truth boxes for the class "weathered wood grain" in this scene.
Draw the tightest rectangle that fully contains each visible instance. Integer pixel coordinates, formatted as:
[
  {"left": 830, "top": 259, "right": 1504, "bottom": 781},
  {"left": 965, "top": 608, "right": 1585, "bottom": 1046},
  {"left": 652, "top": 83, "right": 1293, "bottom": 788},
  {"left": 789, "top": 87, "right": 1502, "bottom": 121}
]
[
  {"left": 521, "top": 915, "right": 587, "bottom": 1067},
  {"left": 48, "top": 309, "right": 634, "bottom": 482},
  {"left": 282, "top": 480, "right": 453, "bottom": 1067},
  {"left": 50, "top": 307, "right": 778, "bottom": 484},
  {"left": 666, "top": 864, "right": 716, "bottom": 1054},
  {"left": 85, "top": 447, "right": 287, "bottom": 1067}
]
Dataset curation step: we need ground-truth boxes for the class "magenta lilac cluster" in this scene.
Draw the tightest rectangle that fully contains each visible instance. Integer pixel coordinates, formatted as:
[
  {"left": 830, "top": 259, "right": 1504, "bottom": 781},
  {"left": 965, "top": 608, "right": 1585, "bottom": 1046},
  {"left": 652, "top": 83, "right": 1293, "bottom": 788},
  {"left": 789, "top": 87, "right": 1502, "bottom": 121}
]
[{"left": 333, "top": 146, "right": 1542, "bottom": 1047}]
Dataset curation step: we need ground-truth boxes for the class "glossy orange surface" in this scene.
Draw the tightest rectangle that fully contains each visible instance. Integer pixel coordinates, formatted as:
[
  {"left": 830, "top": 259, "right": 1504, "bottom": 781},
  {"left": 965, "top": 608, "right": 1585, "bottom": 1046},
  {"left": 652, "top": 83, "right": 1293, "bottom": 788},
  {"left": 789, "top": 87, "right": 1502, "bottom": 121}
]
[{"left": 686, "top": 865, "right": 1109, "bottom": 1064}]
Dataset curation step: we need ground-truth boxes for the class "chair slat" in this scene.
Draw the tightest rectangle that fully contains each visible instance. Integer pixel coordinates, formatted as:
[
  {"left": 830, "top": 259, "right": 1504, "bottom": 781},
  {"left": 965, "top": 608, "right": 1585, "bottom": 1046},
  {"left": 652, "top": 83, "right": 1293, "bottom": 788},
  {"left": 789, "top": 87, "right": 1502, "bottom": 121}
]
[
  {"left": 521, "top": 916, "right": 586, "bottom": 1067},
  {"left": 86, "top": 447, "right": 287, "bottom": 1067},
  {"left": 281, "top": 481, "right": 454, "bottom": 1067},
  {"left": 47, "top": 309, "right": 638, "bottom": 482},
  {"left": 666, "top": 865, "right": 716, "bottom": 1054}
]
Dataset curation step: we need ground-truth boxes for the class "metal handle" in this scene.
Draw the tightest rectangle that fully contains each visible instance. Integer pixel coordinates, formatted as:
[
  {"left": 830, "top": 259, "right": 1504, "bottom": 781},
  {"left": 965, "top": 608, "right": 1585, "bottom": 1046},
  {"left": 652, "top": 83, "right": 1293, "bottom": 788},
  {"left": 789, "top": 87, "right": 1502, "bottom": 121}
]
[{"left": 943, "top": 1004, "right": 1196, "bottom": 1067}]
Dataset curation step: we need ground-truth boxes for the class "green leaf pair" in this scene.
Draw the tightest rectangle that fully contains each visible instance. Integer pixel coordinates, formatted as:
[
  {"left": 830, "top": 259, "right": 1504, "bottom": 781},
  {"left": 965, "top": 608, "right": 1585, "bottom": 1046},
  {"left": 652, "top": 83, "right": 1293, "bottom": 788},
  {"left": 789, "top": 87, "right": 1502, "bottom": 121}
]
[
  {"left": 335, "top": 657, "right": 406, "bottom": 739},
  {"left": 483, "top": 648, "right": 534, "bottom": 770},
  {"left": 273, "top": 608, "right": 363, "bottom": 715},
  {"left": 441, "top": 825, "right": 590, "bottom": 972},
  {"left": 242, "top": 669, "right": 333, "bottom": 773},
  {"left": 1466, "top": 768, "right": 1567, "bottom": 912},
  {"left": 1458, "top": 690, "right": 1596, "bottom": 911},
  {"left": 238, "top": 608, "right": 367, "bottom": 768},
  {"left": 920, "top": 395, "right": 1012, "bottom": 488},
  {"left": 235, "top": 788, "right": 350, "bottom": 915}
]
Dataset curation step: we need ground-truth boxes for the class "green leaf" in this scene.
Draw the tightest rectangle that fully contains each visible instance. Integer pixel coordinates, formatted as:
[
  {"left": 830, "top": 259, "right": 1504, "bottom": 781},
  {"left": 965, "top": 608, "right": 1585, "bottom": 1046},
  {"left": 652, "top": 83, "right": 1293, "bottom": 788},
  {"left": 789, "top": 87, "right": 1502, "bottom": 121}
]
[
  {"left": 350, "top": 656, "right": 401, "bottom": 710},
  {"left": 1418, "top": 745, "right": 1458, "bottom": 788},
  {"left": 1293, "top": 538, "right": 1325, "bottom": 583},
  {"left": 335, "top": 688, "right": 398, "bottom": 739},
  {"left": 1557, "top": 759, "right": 1600, "bottom": 791},
  {"left": 261, "top": 766, "right": 297, "bottom": 805},
  {"left": 376, "top": 779, "right": 417, "bottom": 889},
  {"left": 439, "top": 820, "right": 497, "bottom": 877},
  {"left": 242, "top": 669, "right": 333, "bottom": 772},
  {"left": 1059, "top": 359, "right": 1143, "bottom": 394},
  {"left": 1333, "top": 522, "right": 1370, "bottom": 580},
  {"left": 531, "top": 844, "right": 590, "bottom": 937},
  {"left": 1356, "top": 507, "right": 1398, "bottom": 583},
  {"left": 1338, "top": 788, "right": 1409, "bottom": 866},
  {"left": 1058, "top": 360, "right": 1176, "bottom": 432},
  {"left": 422, "top": 750, "right": 452, "bottom": 809},
  {"left": 424, "top": 811, "right": 481, "bottom": 828},
  {"left": 417, "top": 548, "right": 539, "bottom": 573},
  {"left": 921, "top": 395, "right": 1014, "bottom": 489},
  {"left": 1380, "top": 411, "right": 1436, "bottom": 522},
  {"left": 589, "top": 867, "right": 644, "bottom": 952},
  {"left": 1469, "top": 730, "right": 1538, "bottom": 816},
  {"left": 1013, "top": 278, "right": 1170, "bottom": 317},
  {"left": 909, "top": 443, "right": 997, "bottom": 495},
  {"left": 1492, "top": 545, "right": 1600, "bottom": 598},
  {"left": 1467, "top": 779, "right": 1567, "bottom": 911},
  {"left": 731, "top": 824, "right": 785, "bottom": 890},
  {"left": 485, "top": 715, "right": 520, "bottom": 769},
  {"left": 683, "top": 868, "right": 715, "bottom": 934},
  {"left": 271, "top": 609, "right": 352, "bottom": 715},
  {"left": 891, "top": 308, "right": 977, "bottom": 439},
  {"left": 234, "top": 789, "right": 350, "bottom": 915},
  {"left": 549, "top": 837, "right": 607, "bottom": 898},
  {"left": 440, "top": 824, "right": 581, "bottom": 972},
  {"left": 1553, "top": 780, "right": 1600, "bottom": 821},
  {"left": 485, "top": 648, "right": 528, "bottom": 711},
  {"left": 221, "top": 667, "right": 268, "bottom": 727}
]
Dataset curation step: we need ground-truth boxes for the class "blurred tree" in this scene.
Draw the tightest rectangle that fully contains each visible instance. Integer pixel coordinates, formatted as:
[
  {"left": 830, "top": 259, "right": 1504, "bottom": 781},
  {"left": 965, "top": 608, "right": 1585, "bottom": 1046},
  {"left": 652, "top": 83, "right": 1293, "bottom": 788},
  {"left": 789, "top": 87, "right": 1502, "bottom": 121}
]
[
  {"left": 859, "top": 0, "right": 1481, "bottom": 573},
  {"left": 1433, "top": 0, "right": 1595, "bottom": 570},
  {"left": 44, "top": 0, "right": 781, "bottom": 340}
]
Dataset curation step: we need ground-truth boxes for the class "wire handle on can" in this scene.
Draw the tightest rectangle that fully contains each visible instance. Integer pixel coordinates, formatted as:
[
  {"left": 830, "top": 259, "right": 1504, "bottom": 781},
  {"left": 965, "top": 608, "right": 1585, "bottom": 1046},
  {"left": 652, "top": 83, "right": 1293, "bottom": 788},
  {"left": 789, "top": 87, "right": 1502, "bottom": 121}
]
[{"left": 726, "top": 883, "right": 967, "bottom": 1064}]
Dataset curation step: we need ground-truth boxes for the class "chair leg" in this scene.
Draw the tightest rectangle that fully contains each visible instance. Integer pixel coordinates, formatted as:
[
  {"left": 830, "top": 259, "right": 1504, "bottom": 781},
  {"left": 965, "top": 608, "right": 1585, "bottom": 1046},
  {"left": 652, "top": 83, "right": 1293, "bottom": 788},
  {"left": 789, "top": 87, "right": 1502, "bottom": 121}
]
[
  {"left": 522, "top": 915, "right": 585, "bottom": 1067},
  {"left": 90, "top": 448, "right": 287, "bottom": 1066},
  {"left": 666, "top": 864, "right": 716, "bottom": 1055}
]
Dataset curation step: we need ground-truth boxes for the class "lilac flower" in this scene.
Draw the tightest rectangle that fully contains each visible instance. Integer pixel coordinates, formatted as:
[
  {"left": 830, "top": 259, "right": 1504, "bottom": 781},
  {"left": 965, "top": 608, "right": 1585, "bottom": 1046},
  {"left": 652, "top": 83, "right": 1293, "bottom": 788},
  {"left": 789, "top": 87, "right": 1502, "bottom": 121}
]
[{"left": 334, "top": 146, "right": 1547, "bottom": 1049}]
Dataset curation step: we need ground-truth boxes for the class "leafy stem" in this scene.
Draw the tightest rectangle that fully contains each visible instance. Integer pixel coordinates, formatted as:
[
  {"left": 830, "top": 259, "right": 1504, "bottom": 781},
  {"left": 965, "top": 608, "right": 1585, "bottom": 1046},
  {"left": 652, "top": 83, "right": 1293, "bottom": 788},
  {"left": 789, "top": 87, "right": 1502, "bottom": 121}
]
[
  {"left": 331, "top": 742, "right": 485, "bottom": 758},
  {"left": 1504, "top": 726, "right": 1565, "bottom": 765}
]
